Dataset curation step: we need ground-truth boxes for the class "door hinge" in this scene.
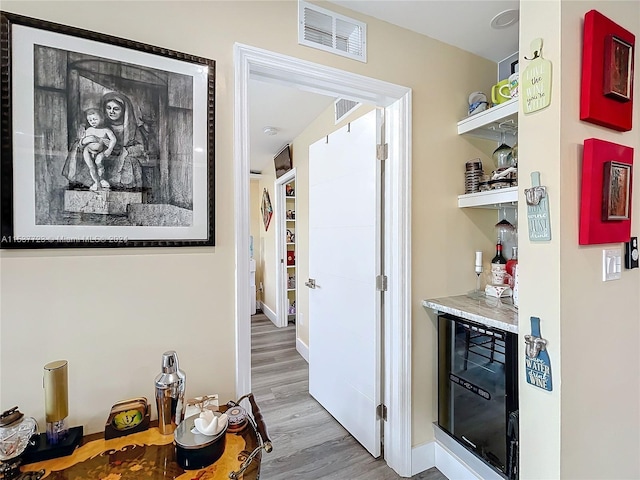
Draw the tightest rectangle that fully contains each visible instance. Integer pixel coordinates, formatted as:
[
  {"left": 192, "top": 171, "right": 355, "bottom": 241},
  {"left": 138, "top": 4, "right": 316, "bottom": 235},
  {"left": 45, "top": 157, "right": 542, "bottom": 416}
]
[
  {"left": 376, "top": 143, "right": 388, "bottom": 161},
  {"left": 376, "top": 275, "right": 387, "bottom": 291},
  {"left": 376, "top": 403, "right": 387, "bottom": 421}
]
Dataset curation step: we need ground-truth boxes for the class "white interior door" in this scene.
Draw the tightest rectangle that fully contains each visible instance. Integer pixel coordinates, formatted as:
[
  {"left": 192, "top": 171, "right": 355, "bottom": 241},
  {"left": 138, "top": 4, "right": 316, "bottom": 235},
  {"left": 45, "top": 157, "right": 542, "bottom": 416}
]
[{"left": 308, "top": 110, "right": 381, "bottom": 457}]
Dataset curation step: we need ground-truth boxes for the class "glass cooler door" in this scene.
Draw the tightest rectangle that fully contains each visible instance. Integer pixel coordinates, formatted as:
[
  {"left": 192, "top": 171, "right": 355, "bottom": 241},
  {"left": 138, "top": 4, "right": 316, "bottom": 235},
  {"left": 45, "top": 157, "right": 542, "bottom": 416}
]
[{"left": 438, "top": 314, "right": 517, "bottom": 474}]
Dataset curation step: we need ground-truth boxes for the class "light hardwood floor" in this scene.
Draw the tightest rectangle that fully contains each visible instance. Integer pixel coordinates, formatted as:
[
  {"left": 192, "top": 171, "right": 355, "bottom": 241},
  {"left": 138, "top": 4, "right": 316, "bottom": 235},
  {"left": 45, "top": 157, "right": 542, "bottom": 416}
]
[{"left": 251, "top": 312, "right": 447, "bottom": 480}]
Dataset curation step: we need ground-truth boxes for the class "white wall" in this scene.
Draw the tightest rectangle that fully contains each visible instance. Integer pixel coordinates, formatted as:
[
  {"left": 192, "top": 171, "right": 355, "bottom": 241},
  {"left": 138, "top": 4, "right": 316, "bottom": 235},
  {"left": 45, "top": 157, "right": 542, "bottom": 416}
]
[
  {"left": 559, "top": 2, "right": 639, "bottom": 478},
  {"left": 519, "top": 1, "right": 640, "bottom": 478},
  {"left": 249, "top": 178, "right": 263, "bottom": 305},
  {"left": 0, "top": 0, "right": 496, "bottom": 452},
  {"left": 257, "top": 171, "right": 277, "bottom": 314},
  {"left": 518, "top": 2, "right": 563, "bottom": 476}
]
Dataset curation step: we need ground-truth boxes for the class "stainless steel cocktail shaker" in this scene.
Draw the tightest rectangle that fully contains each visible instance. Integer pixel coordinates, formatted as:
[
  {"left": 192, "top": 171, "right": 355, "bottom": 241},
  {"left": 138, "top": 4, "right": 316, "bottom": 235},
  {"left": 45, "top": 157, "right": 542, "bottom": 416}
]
[{"left": 154, "top": 351, "right": 186, "bottom": 435}]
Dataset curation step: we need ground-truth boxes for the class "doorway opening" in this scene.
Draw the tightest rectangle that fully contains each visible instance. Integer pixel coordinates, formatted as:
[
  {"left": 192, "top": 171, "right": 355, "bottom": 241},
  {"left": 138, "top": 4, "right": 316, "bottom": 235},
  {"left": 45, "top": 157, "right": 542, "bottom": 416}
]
[{"left": 233, "top": 43, "right": 412, "bottom": 476}]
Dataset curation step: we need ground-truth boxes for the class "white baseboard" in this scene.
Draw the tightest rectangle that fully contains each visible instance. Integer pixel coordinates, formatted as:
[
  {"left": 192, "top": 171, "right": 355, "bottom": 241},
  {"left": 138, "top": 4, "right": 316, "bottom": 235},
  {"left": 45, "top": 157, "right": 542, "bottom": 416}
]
[
  {"left": 411, "top": 441, "right": 435, "bottom": 475},
  {"left": 261, "top": 302, "right": 277, "bottom": 326},
  {"left": 296, "top": 338, "right": 309, "bottom": 363},
  {"left": 410, "top": 426, "right": 506, "bottom": 480},
  {"left": 433, "top": 424, "right": 505, "bottom": 480}
]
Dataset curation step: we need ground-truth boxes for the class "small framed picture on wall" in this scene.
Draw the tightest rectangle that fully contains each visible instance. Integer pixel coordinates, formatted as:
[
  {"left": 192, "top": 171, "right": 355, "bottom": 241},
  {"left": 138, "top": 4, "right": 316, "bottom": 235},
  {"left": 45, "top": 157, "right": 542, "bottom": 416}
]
[
  {"left": 603, "top": 35, "right": 634, "bottom": 101},
  {"left": 602, "top": 161, "right": 632, "bottom": 221}
]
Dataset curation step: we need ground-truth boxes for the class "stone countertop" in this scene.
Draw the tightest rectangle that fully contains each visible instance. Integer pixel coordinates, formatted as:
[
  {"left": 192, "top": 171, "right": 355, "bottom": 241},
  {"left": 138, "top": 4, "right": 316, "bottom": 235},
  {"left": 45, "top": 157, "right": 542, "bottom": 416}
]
[{"left": 422, "top": 294, "right": 518, "bottom": 334}]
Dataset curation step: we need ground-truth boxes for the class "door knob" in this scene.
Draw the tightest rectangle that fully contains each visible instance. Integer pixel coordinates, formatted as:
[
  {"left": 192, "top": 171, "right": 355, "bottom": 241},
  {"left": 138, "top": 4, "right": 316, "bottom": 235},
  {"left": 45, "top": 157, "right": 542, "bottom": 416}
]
[{"left": 305, "top": 278, "right": 316, "bottom": 289}]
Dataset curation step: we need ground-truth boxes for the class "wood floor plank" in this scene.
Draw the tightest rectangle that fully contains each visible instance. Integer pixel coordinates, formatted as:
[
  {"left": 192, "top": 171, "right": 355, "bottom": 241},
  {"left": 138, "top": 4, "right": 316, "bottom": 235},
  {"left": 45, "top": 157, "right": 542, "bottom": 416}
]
[{"left": 251, "top": 313, "right": 447, "bottom": 479}]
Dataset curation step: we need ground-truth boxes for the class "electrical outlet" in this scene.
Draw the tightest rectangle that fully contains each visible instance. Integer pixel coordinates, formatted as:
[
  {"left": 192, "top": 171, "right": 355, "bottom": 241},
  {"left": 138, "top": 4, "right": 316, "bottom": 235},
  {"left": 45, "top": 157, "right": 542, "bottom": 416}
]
[
  {"left": 298, "top": 312, "right": 304, "bottom": 326},
  {"left": 602, "top": 248, "right": 622, "bottom": 281}
]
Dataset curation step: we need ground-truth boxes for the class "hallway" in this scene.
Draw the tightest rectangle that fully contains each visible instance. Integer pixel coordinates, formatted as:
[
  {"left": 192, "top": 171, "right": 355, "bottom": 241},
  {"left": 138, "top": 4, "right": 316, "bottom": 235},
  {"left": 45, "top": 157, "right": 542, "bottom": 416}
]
[{"left": 251, "top": 312, "right": 446, "bottom": 479}]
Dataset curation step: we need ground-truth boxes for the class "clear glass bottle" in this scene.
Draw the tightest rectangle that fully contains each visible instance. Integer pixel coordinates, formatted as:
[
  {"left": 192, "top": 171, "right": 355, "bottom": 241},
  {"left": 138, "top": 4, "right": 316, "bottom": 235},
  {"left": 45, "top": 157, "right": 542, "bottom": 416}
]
[
  {"left": 506, "top": 246, "right": 518, "bottom": 287},
  {"left": 506, "top": 246, "right": 518, "bottom": 278}
]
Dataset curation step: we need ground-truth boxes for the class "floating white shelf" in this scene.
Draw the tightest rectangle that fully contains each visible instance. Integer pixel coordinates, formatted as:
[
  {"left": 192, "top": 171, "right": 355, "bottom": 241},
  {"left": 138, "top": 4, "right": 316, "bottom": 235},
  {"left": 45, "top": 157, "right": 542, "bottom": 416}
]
[
  {"left": 457, "top": 98, "right": 518, "bottom": 143},
  {"left": 458, "top": 187, "right": 518, "bottom": 209}
]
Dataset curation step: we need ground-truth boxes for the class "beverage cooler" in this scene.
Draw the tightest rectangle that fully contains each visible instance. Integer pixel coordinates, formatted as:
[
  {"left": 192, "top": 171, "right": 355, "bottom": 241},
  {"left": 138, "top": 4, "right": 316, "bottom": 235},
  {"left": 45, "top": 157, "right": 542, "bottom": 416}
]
[{"left": 438, "top": 313, "right": 519, "bottom": 478}]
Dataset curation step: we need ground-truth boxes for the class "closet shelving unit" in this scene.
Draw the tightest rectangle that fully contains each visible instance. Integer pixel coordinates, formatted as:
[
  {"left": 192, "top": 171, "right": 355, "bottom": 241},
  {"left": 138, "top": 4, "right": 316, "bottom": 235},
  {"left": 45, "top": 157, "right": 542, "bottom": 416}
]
[{"left": 285, "top": 180, "right": 296, "bottom": 322}]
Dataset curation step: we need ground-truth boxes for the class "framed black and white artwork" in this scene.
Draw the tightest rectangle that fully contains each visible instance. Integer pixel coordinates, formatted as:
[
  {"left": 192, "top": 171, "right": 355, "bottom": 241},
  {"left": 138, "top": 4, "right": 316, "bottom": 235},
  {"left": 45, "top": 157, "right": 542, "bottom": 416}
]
[{"left": 0, "top": 12, "right": 215, "bottom": 248}]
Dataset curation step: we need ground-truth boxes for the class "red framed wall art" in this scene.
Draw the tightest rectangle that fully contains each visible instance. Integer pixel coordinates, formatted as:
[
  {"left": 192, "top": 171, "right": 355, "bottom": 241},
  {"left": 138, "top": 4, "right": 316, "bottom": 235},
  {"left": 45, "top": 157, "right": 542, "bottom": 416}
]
[
  {"left": 580, "top": 10, "right": 635, "bottom": 132},
  {"left": 580, "top": 138, "right": 634, "bottom": 245}
]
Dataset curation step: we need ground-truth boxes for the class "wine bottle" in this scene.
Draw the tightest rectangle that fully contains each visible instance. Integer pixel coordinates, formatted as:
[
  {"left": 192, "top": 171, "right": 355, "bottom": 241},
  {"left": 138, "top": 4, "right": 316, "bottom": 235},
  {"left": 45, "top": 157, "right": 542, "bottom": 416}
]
[{"left": 491, "top": 240, "right": 507, "bottom": 284}]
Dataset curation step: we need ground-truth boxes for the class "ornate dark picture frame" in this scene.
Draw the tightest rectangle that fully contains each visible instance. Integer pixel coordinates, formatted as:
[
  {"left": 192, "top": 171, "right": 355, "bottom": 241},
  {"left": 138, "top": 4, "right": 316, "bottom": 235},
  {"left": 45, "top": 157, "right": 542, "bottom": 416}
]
[
  {"left": 602, "top": 161, "right": 631, "bottom": 221},
  {"left": 0, "top": 12, "right": 215, "bottom": 248}
]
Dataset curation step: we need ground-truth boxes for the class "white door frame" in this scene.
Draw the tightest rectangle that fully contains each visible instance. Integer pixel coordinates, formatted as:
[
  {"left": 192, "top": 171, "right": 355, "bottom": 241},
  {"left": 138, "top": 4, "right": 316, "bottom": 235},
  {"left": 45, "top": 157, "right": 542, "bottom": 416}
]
[
  {"left": 233, "top": 43, "right": 412, "bottom": 476},
  {"left": 274, "top": 168, "right": 296, "bottom": 328}
]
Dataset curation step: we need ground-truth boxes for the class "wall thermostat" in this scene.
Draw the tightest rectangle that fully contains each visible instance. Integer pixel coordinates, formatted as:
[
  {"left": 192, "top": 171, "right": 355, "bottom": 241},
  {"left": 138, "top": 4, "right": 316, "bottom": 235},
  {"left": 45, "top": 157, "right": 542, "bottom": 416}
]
[{"left": 625, "top": 237, "right": 638, "bottom": 269}]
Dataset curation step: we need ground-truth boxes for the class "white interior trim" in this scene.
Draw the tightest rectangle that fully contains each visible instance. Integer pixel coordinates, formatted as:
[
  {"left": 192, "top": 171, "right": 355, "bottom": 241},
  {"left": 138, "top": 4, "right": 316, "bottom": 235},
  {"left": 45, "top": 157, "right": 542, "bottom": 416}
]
[
  {"left": 433, "top": 424, "right": 505, "bottom": 480},
  {"left": 296, "top": 337, "right": 310, "bottom": 363},
  {"left": 411, "top": 441, "right": 436, "bottom": 475},
  {"left": 411, "top": 438, "right": 502, "bottom": 479},
  {"left": 260, "top": 302, "right": 277, "bottom": 327},
  {"left": 233, "top": 43, "right": 412, "bottom": 476}
]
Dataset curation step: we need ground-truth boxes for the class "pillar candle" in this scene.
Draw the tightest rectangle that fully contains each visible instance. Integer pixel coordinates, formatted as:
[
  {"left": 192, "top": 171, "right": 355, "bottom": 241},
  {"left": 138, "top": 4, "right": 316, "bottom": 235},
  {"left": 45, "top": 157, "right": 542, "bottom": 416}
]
[{"left": 44, "top": 360, "right": 68, "bottom": 423}]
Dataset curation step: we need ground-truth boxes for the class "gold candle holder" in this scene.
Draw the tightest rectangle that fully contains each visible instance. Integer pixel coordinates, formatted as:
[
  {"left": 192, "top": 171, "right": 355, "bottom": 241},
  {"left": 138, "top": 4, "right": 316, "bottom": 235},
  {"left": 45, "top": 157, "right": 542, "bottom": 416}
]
[{"left": 44, "top": 360, "right": 68, "bottom": 444}]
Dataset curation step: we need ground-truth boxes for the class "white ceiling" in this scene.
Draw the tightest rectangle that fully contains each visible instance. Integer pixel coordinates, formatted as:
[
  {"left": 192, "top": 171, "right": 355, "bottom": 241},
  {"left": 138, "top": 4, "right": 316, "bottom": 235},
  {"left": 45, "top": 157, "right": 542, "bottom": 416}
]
[
  {"left": 249, "top": 0, "right": 520, "bottom": 173},
  {"left": 249, "top": 79, "right": 337, "bottom": 174},
  {"left": 330, "top": 0, "right": 520, "bottom": 63}
]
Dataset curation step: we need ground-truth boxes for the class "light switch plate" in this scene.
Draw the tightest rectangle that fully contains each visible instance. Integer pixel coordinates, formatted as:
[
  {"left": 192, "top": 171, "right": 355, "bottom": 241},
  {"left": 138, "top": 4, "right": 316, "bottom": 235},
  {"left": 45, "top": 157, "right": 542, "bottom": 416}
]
[{"left": 603, "top": 248, "right": 622, "bottom": 281}]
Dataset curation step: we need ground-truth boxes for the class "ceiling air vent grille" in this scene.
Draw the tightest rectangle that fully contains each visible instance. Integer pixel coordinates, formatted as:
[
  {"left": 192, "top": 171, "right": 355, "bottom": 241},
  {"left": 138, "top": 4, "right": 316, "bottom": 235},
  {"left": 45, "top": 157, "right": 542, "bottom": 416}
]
[
  {"left": 334, "top": 98, "right": 361, "bottom": 124},
  {"left": 298, "top": 1, "right": 367, "bottom": 62}
]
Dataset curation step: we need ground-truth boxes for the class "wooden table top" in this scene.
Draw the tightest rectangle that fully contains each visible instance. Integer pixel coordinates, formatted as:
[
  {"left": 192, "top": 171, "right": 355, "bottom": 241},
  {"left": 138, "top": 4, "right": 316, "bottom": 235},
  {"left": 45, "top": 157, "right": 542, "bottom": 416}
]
[{"left": 21, "top": 423, "right": 261, "bottom": 480}]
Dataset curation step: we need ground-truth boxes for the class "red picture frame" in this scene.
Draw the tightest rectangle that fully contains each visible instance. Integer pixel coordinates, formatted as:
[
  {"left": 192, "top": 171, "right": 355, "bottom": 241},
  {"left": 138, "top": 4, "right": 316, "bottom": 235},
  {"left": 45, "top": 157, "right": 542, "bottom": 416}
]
[
  {"left": 580, "top": 139, "right": 634, "bottom": 245},
  {"left": 580, "top": 10, "right": 635, "bottom": 132}
]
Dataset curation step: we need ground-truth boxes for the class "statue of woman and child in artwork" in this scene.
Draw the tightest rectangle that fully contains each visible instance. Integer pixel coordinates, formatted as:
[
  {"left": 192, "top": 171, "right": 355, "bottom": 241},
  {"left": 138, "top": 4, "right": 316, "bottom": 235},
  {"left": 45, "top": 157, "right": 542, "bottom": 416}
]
[{"left": 62, "top": 91, "right": 150, "bottom": 192}]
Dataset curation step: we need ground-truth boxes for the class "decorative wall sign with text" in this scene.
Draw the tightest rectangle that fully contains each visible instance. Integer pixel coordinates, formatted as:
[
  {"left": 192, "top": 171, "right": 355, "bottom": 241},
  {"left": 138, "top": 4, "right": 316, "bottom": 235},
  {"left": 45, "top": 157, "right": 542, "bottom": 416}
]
[
  {"left": 580, "top": 10, "right": 635, "bottom": 132},
  {"left": 522, "top": 38, "right": 552, "bottom": 114},
  {"left": 525, "top": 172, "right": 551, "bottom": 241},
  {"left": 524, "top": 317, "right": 553, "bottom": 392}
]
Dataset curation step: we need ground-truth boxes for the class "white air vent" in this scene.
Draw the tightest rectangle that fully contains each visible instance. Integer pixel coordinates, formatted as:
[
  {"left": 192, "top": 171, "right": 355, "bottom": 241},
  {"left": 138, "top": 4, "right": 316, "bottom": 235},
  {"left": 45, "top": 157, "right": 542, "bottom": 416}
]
[
  {"left": 298, "top": 1, "right": 367, "bottom": 62},
  {"left": 334, "top": 98, "right": 361, "bottom": 124}
]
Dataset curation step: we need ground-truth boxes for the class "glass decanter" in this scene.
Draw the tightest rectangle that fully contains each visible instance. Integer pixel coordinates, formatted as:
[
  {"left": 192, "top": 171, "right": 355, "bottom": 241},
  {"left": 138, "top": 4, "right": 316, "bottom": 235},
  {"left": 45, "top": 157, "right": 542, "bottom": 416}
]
[{"left": 0, "top": 407, "right": 37, "bottom": 462}]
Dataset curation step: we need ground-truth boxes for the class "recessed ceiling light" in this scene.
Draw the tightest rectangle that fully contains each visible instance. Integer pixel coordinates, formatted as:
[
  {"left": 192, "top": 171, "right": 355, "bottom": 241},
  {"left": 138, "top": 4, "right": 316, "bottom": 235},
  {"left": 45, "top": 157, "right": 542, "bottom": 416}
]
[
  {"left": 490, "top": 9, "right": 519, "bottom": 29},
  {"left": 263, "top": 126, "right": 278, "bottom": 136}
]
